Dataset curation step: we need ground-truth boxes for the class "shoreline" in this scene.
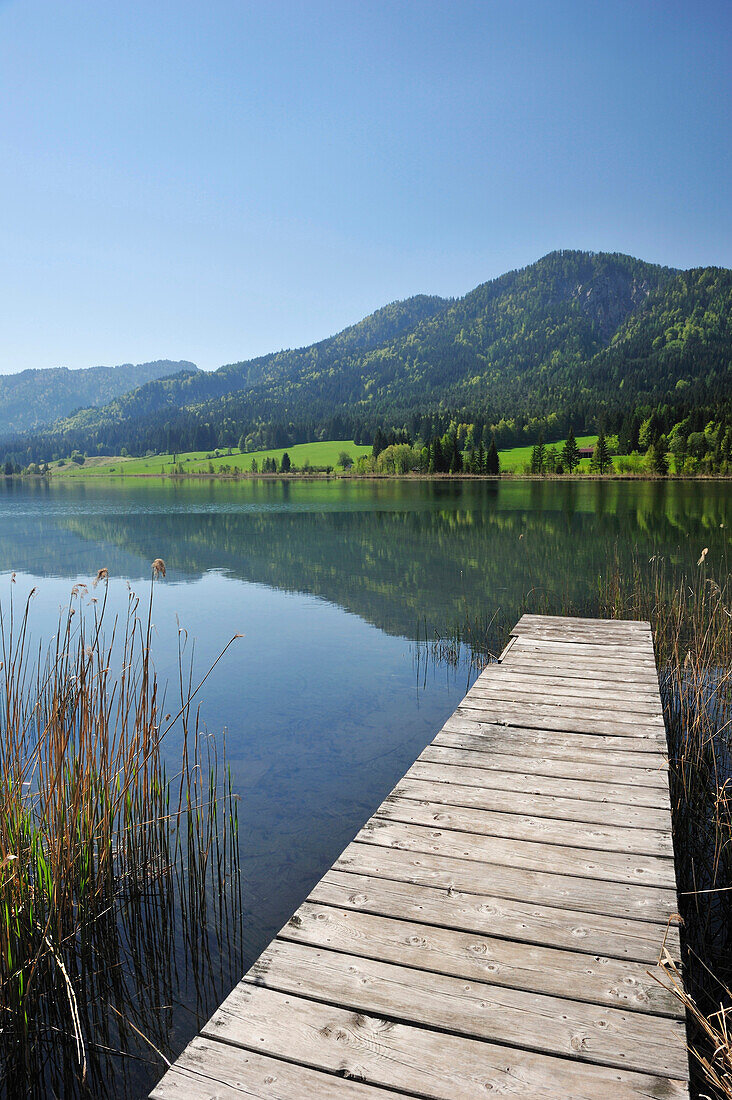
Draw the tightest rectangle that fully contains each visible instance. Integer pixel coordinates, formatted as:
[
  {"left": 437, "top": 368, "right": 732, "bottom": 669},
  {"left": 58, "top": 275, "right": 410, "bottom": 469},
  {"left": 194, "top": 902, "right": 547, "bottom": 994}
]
[{"left": 23, "top": 470, "right": 732, "bottom": 484}]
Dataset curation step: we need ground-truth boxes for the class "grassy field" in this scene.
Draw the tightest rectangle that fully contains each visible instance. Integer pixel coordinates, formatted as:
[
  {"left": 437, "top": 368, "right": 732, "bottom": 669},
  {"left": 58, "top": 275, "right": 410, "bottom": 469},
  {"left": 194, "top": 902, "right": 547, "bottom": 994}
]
[
  {"left": 51, "top": 440, "right": 372, "bottom": 477},
  {"left": 50, "top": 433, "right": 622, "bottom": 478},
  {"left": 498, "top": 435, "right": 599, "bottom": 471}
]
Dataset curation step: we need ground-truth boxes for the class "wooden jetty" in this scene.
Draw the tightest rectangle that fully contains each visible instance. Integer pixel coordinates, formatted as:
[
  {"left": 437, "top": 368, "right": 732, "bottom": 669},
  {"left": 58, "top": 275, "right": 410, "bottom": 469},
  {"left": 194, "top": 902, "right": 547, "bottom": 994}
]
[{"left": 152, "top": 614, "right": 689, "bottom": 1099}]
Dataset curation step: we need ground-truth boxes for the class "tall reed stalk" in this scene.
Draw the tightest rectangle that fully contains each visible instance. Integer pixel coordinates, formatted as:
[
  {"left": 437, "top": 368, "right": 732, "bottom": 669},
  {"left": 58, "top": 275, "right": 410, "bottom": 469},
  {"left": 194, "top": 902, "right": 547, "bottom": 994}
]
[{"left": 0, "top": 565, "right": 242, "bottom": 1098}]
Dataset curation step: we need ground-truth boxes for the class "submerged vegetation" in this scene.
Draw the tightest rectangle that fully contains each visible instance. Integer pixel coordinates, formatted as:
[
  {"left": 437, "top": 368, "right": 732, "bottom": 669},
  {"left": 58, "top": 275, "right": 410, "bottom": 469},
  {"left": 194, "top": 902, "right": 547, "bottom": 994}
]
[{"left": 0, "top": 566, "right": 242, "bottom": 1098}]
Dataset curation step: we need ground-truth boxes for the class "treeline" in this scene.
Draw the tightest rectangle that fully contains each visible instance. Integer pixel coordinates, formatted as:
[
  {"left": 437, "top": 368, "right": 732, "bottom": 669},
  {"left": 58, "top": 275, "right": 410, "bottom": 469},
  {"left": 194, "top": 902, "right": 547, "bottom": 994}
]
[
  {"left": 625, "top": 408, "right": 732, "bottom": 475},
  {"left": 5, "top": 392, "right": 724, "bottom": 469},
  {"left": 4, "top": 395, "right": 732, "bottom": 480},
  {"left": 525, "top": 411, "right": 732, "bottom": 477},
  {"left": 354, "top": 428, "right": 500, "bottom": 475}
]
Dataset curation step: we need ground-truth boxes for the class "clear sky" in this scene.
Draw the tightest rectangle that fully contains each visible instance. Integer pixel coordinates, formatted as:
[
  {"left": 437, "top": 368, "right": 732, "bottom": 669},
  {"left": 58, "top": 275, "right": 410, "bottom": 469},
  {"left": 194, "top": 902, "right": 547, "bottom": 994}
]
[{"left": 0, "top": 0, "right": 729, "bottom": 373}]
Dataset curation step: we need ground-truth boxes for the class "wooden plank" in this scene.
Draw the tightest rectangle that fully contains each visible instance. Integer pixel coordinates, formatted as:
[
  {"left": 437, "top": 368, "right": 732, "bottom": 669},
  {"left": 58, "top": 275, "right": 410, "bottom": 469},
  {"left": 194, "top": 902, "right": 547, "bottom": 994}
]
[
  {"left": 335, "top": 841, "right": 679, "bottom": 923},
  {"left": 503, "top": 645, "right": 657, "bottom": 666},
  {"left": 511, "top": 637, "right": 657, "bottom": 660},
  {"left": 510, "top": 636, "right": 655, "bottom": 653},
  {"left": 442, "top": 714, "right": 667, "bottom": 755},
  {"left": 312, "top": 869, "right": 682, "bottom": 963},
  {"left": 202, "top": 985, "right": 688, "bottom": 1100},
  {"left": 392, "top": 775, "right": 673, "bottom": 831},
  {"left": 508, "top": 629, "right": 651, "bottom": 642},
  {"left": 473, "top": 673, "right": 662, "bottom": 705},
  {"left": 513, "top": 648, "right": 655, "bottom": 663},
  {"left": 244, "top": 939, "right": 689, "bottom": 1078},
  {"left": 438, "top": 724, "right": 667, "bottom": 767},
  {"left": 457, "top": 700, "right": 666, "bottom": 739},
  {"left": 468, "top": 690, "right": 660, "bottom": 717},
  {"left": 461, "top": 693, "right": 666, "bottom": 729},
  {"left": 514, "top": 614, "right": 650, "bottom": 633},
  {"left": 280, "top": 901, "right": 681, "bottom": 1017},
  {"left": 408, "top": 758, "right": 671, "bottom": 809},
  {"left": 469, "top": 680, "right": 663, "bottom": 714},
  {"left": 468, "top": 682, "right": 664, "bottom": 716},
  {"left": 464, "top": 682, "right": 664, "bottom": 717},
  {"left": 357, "top": 819, "right": 678, "bottom": 890},
  {"left": 149, "top": 1036, "right": 412, "bottom": 1099},
  {"left": 422, "top": 743, "right": 669, "bottom": 789},
  {"left": 477, "top": 668, "right": 662, "bottom": 702},
  {"left": 378, "top": 795, "right": 673, "bottom": 857},
  {"left": 515, "top": 611, "right": 650, "bottom": 625},
  {"left": 504, "top": 651, "right": 658, "bottom": 675},
  {"left": 502, "top": 659, "right": 659, "bottom": 680},
  {"left": 503, "top": 644, "right": 658, "bottom": 668},
  {"left": 498, "top": 658, "right": 661, "bottom": 686},
  {"left": 515, "top": 617, "right": 650, "bottom": 630}
]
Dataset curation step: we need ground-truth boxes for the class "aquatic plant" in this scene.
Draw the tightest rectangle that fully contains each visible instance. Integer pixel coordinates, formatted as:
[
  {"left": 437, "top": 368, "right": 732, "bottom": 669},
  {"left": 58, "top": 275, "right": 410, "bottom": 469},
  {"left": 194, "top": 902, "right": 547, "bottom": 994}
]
[{"left": 0, "top": 565, "right": 241, "bottom": 1098}]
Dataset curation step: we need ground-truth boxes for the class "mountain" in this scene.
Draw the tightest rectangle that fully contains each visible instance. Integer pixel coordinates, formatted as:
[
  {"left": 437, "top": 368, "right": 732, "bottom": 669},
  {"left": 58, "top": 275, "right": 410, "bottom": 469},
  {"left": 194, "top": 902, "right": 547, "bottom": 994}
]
[
  {"left": 45, "top": 295, "right": 447, "bottom": 444},
  {"left": 6, "top": 252, "right": 732, "bottom": 459},
  {"left": 0, "top": 361, "right": 197, "bottom": 435}
]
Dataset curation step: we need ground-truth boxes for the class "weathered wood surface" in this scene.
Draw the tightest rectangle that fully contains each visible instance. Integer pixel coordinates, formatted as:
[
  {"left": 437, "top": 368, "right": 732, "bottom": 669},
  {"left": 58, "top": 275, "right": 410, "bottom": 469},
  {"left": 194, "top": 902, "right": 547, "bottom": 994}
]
[
  {"left": 437, "top": 726, "right": 667, "bottom": 767},
  {"left": 151, "top": 614, "right": 689, "bottom": 1099},
  {"left": 378, "top": 795, "right": 673, "bottom": 856},
  {"left": 392, "top": 774, "right": 673, "bottom": 829},
  {"left": 406, "top": 758, "right": 670, "bottom": 808},
  {"left": 420, "top": 742, "right": 669, "bottom": 786}
]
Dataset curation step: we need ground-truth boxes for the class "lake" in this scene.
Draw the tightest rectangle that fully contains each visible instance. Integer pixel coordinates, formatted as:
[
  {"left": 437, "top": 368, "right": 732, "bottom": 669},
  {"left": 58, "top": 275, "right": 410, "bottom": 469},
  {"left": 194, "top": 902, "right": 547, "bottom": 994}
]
[{"left": 1, "top": 476, "right": 729, "bottom": 1096}]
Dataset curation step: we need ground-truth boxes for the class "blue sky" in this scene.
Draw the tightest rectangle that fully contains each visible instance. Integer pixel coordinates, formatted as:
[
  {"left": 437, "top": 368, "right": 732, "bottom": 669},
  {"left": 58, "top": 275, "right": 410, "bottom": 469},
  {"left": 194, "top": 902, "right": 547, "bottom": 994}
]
[{"left": 0, "top": 0, "right": 729, "bottom": 373}]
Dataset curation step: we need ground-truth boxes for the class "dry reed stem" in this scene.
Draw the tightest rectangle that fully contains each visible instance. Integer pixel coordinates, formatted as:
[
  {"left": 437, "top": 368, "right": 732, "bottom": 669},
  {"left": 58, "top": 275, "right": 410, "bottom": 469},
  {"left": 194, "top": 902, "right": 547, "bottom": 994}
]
[{"left": 0, "top": 565, "right": 241, "bottom": 1098}]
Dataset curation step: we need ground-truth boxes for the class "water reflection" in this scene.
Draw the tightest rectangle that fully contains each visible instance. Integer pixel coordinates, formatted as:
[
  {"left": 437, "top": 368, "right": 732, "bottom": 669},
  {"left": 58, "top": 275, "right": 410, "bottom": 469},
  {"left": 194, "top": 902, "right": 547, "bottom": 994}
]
[{"left": 0, "top": 479, "right": 727, "bottom": 643}]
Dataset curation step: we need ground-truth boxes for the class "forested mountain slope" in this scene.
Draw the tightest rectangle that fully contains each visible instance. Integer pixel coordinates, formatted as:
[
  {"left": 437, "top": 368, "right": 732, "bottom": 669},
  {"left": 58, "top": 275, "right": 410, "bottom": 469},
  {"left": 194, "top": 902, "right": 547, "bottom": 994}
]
[
  {"left": 199, "top": 250, "right": 673, "bottom": 439},
  {"left": 0, "top": 360, "right": 196, "bottom": 435},
  {"left": 50, "top": 294, "right": 448, "bottom": 441},
  {"left": 583, "top": 267, "right": 732, "bottom": 404},
  {"left": 6, "top": 252, "right": 732, "bottom": 459}
]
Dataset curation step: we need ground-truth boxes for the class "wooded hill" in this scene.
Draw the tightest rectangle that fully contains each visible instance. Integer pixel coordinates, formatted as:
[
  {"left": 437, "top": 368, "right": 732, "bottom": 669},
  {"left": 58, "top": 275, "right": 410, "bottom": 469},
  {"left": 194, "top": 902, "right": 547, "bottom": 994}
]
[
  {"left": 0, "top": 361, "right": 197, "bottom": 435},
  {"left": 5, "top": 251, "right": 731, "bottom": 460}
]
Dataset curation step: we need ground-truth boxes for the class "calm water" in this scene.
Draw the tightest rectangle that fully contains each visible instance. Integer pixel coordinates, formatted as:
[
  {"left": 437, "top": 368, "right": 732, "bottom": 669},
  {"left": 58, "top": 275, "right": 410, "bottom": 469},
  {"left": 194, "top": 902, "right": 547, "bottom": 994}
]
[{"left": 1, "top": 476, "right": 729, "bottom": 1095}]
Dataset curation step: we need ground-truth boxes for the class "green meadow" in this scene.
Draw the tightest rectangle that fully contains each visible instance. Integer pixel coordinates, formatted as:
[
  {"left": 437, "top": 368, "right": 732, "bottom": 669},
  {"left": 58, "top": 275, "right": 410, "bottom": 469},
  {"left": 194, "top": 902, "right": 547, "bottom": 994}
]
[
  {"left": 51, "top": 439, "right": 372, "bottom": 477},
  {"left": 497, "top": 434, "right": 599, "bottom": 472},
  {"left": 48, "top": 433, "right": 633, "bottom": 478}
]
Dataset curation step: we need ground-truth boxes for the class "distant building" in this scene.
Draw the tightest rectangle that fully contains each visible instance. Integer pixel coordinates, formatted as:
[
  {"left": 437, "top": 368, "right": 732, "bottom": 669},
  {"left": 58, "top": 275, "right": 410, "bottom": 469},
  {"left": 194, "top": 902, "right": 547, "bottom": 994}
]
[{"left": 578, "top": 446, "right": 595, "bottom": 459}]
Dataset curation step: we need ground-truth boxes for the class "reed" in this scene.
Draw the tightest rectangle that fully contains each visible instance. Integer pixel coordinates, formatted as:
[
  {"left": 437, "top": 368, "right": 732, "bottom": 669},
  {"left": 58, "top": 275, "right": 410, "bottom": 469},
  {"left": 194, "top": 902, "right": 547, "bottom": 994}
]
[{"left": 0, "top": 565, "right": 242, "bottom": 1098}]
